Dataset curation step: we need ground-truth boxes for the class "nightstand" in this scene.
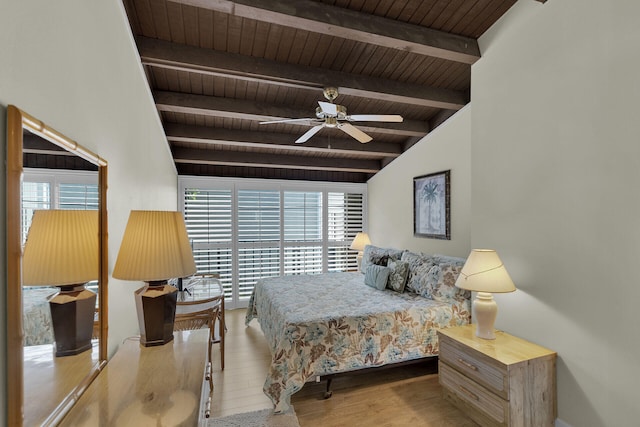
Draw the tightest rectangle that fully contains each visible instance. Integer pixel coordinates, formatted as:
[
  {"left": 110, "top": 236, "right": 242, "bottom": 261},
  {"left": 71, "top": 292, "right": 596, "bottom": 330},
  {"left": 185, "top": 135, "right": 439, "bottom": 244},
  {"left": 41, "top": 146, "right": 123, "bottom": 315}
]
[{"left": 437, "top": 325, "right": 556, "bottom": 427}]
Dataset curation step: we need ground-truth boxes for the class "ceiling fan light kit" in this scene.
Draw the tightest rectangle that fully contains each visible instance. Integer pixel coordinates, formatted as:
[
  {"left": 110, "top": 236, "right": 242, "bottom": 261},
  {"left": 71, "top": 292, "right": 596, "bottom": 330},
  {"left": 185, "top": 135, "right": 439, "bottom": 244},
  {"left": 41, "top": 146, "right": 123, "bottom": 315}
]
[{"left": 260, "top": 87, "right": 403, "bottom": 144}]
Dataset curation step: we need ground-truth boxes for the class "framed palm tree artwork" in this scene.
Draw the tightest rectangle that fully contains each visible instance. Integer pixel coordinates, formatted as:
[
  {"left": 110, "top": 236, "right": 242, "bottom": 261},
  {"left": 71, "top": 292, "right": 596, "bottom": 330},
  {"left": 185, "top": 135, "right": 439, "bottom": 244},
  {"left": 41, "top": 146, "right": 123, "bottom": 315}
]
[{"left": 413, "top": 170, "right": 450, "bottom": 239}]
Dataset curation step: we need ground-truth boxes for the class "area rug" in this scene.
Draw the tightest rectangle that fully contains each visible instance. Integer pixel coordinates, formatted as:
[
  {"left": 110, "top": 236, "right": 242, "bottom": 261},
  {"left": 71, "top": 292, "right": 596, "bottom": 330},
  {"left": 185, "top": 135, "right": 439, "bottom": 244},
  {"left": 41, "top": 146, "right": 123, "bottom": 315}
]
[{"left": 208, "top": 408, "right": 300, "bottom": 427}]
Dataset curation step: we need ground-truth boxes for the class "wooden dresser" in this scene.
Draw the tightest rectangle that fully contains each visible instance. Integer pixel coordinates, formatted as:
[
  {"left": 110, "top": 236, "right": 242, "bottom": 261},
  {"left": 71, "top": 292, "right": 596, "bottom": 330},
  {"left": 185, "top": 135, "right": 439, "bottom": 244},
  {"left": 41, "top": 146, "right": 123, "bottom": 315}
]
[
  {"left": 437, "top": 325, "right": 556, "bottom": 427},
  {"left": 59, "top": 329, "right": 211, "bottom": 426}
]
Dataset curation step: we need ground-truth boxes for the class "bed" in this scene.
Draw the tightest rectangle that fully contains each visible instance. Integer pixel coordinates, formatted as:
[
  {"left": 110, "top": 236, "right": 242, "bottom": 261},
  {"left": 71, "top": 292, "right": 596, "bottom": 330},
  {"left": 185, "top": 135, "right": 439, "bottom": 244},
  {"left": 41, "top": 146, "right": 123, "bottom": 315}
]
[{"left": 245, "top": 249, "right": 471, "bottom": 413}]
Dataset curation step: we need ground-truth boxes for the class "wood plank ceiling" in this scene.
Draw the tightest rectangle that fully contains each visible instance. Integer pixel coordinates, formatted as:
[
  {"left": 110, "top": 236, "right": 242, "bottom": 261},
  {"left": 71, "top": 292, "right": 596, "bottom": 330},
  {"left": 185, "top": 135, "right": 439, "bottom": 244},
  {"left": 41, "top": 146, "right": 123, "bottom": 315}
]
[{"left": 121, "top": 0, "right": 520, "bottom": 183}]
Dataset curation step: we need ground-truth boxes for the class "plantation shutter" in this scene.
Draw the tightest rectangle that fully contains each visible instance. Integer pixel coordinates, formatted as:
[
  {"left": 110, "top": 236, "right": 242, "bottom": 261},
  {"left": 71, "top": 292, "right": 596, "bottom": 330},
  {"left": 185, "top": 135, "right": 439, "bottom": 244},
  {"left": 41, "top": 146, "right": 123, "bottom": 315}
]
[
  {"left": 183, "top": 188, "right": 233, "bottom": 296},
  {"left": 59, "top": 183, "right": 99, "bottom": 210},
  {"left": 21, "top": 182, "right": 51, "bottom": 244},
  {"left": 237, "top": 190, "right": 281, "bottom": 298},
  {"left": 283, "top": 191, "right": 322, "bottom": 274},
  {"left": 327, "top": 192, "right": 364, "bottom": 272}
]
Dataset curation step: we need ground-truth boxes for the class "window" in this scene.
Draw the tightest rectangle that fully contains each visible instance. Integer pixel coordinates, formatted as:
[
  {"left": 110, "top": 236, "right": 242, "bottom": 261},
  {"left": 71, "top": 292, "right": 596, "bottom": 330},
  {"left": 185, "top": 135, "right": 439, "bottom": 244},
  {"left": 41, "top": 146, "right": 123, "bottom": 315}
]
[
  {"left": 22, "top": 181, "right": 51, "bottom": 244},
  {"left": 59, "top": 183, "right": 99, "bottom": 210},
  {"left": 283, "top": 191, "right": 323, "bottom": 274},
  {"left": 22, "top": 169, "right": 99, "bottom": 243},
  {"left": 180, "top": 177, "right": 367, "bottom": 309},
  {"left": 22, "top": 169, "right": 99, "bottom": 293},
  {"left": 328, "top": 192, "right": 364, "bottom": 272},
  {"left": 237, "top": 190, "right": 281, "bottom": 298},
  {"left": 183, "top": 188, "right": 234, "bottom": 298}
]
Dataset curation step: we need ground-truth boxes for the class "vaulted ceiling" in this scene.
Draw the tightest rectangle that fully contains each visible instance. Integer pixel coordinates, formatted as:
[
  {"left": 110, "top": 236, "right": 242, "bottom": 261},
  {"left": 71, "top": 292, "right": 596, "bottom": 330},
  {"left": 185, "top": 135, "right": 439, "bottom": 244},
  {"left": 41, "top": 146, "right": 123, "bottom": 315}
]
[{"left": 121, "top": 0, "right": 525, "bottom": 183}]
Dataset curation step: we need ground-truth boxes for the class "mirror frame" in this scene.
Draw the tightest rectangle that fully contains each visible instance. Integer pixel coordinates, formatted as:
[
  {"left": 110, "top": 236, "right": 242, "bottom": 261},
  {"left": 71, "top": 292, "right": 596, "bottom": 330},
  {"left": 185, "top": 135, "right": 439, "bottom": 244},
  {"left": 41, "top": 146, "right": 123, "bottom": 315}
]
[{"left": 6, "top": 105, "right": 108, "bottom": 426}]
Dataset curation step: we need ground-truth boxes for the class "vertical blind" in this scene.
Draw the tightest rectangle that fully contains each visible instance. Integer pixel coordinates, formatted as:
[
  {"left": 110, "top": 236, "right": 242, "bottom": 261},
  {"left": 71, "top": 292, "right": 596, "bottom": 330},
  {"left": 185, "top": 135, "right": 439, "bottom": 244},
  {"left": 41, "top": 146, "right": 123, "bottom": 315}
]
[{"left": 180, "top": 178, "right": 366, "bottom": 308}]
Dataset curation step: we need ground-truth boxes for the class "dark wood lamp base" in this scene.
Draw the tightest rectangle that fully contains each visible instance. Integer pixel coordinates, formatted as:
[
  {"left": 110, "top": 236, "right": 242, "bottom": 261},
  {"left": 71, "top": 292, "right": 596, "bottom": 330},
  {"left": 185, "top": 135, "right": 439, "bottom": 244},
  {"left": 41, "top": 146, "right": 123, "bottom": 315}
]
[
  {"left": 49, "top": 285, "right": 97, "bottom": 357},
  {"left": 135, "top": 281, "right": 178, "bottom": 347}
]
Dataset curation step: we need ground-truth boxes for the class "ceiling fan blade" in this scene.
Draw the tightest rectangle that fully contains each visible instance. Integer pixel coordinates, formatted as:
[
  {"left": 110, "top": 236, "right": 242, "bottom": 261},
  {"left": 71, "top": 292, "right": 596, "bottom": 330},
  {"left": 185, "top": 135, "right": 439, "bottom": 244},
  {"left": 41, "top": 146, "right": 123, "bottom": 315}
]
[
  {"left": 296, "top": 125, "right": 324, "bottom": 143},
  {"left": 260, "top": 118, "right": 316, "bottom": 125},
  {"left": 338, "top": 123, "right": 372, "bottom": 143},
  {"left": 318, "top": 101, "right": 338, "bottom": 116},
  {"left": 347, "top": 114, "right": 404, "bottom": 122}
]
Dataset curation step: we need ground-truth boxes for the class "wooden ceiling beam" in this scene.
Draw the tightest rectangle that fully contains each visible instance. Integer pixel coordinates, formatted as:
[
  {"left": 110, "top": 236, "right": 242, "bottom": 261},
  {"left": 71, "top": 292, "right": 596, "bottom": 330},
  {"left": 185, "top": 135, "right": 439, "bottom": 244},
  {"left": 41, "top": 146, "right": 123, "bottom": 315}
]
[
  {"left": 154, "top": 91, "right": 430, "bottom": 137},
  {"left": 170, "top": 0, "right": 480, "bottom": 64},
  {"left": 429, "top": 109, "right": 458, "bottom": 130},
  {"left": 164, "top": 123, "right": 401, "bottom": 158},
  {"left": 401, "top": 136, "right": 425, "bottom": 152},
  {"left": 137, "top": 37, "right": 468, "bottom": 110},
  {"left": 172, "top": 147, "right": 381, "bottom": 173}
]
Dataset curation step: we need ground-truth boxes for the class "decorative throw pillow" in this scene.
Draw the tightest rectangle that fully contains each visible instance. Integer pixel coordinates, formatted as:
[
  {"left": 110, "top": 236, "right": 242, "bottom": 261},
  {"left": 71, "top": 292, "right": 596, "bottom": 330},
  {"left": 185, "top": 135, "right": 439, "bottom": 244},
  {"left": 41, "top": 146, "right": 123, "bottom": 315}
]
[
  {"left": 364, "top": 264, "right": 391, "bottom": 291},
  {"left": 432, "top": 254, "right": 466, "bottom": 268},
  {"left": 401, "top": 251, "right": 436, "bottom": 294},
  {"left": 426, "top": 263, "right": 470, "bottom": 302},
  {"left": 361, "top": 245, "right": 404, "bottom": 273},
  {"left": 386, "top": 259, "right": 409, "bottom": 293}
]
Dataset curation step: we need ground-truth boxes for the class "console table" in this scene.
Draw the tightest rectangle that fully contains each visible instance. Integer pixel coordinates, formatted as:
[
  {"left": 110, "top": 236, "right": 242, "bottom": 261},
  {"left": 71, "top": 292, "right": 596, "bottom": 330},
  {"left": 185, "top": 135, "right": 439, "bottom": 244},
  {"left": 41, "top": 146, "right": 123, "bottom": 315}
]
[
  {"left": 59, "top": 330, "right": 210, "bottom": 426},
  {"left": 24, "top": 341, "right": 101, "bottom": 426}
]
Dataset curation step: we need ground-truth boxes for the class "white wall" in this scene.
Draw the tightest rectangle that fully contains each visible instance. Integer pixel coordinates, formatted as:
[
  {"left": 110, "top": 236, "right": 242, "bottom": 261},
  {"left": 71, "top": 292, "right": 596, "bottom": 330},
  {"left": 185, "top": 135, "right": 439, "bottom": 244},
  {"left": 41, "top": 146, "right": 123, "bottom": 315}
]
[
  {"left": 368, "top": 106, "right": 471, "bottom": 258},
  {"left": 472, "top": 0, "right": 640, "bottom": 425},
  {"left": 0, "top": 1, "right": 179, "bottom": 424}
]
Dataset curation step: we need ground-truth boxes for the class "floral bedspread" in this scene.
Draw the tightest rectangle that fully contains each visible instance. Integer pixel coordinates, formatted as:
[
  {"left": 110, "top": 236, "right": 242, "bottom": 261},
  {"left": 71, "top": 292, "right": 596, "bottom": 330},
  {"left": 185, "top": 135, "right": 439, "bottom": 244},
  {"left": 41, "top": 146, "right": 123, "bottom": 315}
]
[
  {"left": 23, "top": 287, "right": 55, "bottom": 346},
  {"left": 245, "top": 272, "right": 470, "bottom": 413}
]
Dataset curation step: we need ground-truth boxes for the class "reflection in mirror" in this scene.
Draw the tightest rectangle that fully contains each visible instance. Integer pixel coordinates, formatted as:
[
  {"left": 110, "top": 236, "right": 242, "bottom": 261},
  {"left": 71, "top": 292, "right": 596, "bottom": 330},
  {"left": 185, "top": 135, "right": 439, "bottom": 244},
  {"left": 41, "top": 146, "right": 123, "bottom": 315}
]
[{"left": 7, "top": 106, "right": 108, "bottom": 427}]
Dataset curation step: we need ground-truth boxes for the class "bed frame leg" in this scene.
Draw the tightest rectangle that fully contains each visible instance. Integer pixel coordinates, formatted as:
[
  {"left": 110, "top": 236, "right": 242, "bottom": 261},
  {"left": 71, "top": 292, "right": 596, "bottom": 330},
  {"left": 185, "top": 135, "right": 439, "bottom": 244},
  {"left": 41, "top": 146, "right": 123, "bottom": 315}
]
[{"left": 324, "top": 378, "right": 333, "bottom": 399}]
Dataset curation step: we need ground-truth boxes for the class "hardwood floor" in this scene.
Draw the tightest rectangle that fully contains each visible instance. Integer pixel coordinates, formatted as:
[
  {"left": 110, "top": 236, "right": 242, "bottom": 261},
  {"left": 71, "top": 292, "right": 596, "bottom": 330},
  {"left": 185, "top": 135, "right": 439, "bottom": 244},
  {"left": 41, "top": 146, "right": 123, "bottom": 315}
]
[
  {"left": 209, "top": 308, "right": 274, "bottom": 417},
  {"left": 210, "top": 308, "right": 477, "bottom": 426}
]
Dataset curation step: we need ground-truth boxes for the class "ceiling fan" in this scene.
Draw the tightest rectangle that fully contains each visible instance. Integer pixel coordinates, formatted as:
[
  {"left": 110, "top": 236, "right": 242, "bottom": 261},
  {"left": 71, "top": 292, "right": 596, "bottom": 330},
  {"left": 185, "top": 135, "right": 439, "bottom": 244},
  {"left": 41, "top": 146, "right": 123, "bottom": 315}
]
[{"left": 259, "top": 87, "right": 403, "bottom": 144}]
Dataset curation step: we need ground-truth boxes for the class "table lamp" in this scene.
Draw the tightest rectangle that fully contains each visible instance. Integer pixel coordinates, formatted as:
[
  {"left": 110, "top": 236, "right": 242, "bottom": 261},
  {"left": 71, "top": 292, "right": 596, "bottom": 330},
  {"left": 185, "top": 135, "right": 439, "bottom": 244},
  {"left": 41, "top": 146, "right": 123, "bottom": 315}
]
[
  {"left": 22, "top": 210, "right": 99, "bottom": 357},
  {"left": 455, "top": 249, "right": 516, "bottom": 339},
  {"left": 113, "top": 211, "right": 196, "bottom": 346},
  {"left": 350, "top": 232, "right": 371, "bottom": 272}
]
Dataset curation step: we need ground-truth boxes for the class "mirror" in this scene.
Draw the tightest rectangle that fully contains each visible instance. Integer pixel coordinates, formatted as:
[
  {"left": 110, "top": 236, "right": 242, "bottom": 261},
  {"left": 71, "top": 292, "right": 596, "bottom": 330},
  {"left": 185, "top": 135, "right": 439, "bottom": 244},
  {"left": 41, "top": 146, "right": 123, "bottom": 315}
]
[{"left": 7, "top": 105, "right": 108, "bottom": 426}]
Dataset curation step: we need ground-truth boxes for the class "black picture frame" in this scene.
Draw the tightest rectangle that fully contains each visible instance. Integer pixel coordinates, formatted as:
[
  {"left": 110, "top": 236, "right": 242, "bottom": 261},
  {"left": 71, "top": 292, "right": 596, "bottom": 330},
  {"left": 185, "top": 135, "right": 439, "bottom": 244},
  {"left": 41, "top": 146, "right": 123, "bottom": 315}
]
[{"left": 413, "top": 170, "right": 450, "bottom": 240}]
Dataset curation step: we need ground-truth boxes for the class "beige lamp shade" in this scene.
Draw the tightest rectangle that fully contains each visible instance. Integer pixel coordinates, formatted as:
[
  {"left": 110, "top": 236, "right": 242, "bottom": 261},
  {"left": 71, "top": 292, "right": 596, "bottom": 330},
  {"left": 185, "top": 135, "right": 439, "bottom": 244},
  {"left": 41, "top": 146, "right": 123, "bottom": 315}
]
[
  {"left": 455, "top": 249, "right": 516, "bottom": 340},
  {"left": 22, "top": 210, "right": 99, "bottom": 286},
  {"left": 113, "top": 211, "right": 196, "bottom": 282},
  {"left": 349, "top": 232, "right": 371, "bottom": 252},
  {"left": 455, "top": 249, "right": 516, "bottom": 293}
]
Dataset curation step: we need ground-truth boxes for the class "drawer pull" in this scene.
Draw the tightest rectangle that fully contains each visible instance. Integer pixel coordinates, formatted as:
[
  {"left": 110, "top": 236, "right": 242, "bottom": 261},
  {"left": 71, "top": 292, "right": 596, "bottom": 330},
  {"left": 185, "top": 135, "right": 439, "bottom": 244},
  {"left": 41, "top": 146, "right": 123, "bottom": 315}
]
[
  {"left": 458, "top": 385, "right": 480, "bottom": 401},
  {"left": 205, "top": 396, "right": 212, "bottom": 418},
  {"left": 205, "top": 362, "right": 212, "bottom": 381},
  {"left": 457, "top": 358, "right": 478, "bottom": 371}
]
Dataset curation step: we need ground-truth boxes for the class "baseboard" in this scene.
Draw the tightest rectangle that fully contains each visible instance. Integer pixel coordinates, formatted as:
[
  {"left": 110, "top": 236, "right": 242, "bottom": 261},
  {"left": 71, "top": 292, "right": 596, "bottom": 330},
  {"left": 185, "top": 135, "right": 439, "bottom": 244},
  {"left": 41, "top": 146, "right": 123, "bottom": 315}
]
[{"left": 555, "top": 417, "right": 572, "bottom": 427}]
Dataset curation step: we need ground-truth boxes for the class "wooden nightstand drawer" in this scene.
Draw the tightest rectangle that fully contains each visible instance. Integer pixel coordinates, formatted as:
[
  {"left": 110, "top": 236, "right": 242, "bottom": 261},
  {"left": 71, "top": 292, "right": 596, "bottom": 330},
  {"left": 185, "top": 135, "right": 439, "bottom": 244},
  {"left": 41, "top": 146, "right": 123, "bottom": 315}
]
[
  {"left": 439, "top": 363, "right": 509, "bottom": 426},
  {"left": 439, "top": 334, "right": 509, "bottom": 399}
]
